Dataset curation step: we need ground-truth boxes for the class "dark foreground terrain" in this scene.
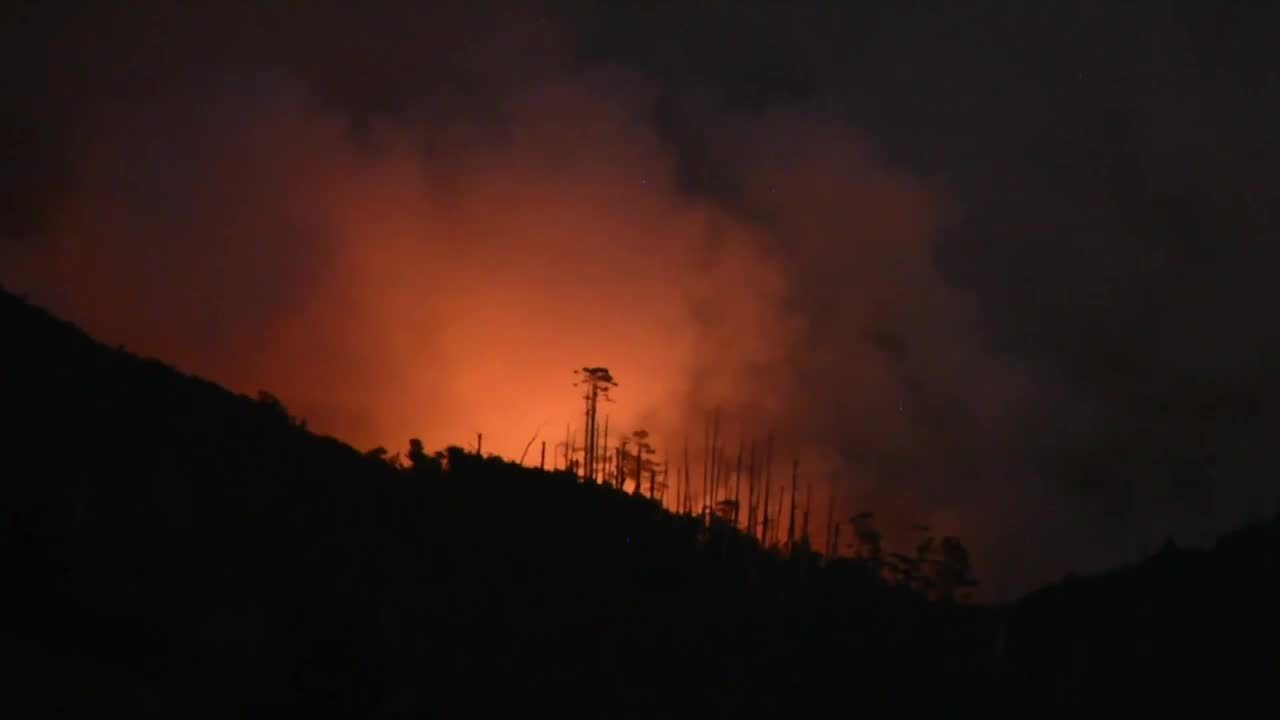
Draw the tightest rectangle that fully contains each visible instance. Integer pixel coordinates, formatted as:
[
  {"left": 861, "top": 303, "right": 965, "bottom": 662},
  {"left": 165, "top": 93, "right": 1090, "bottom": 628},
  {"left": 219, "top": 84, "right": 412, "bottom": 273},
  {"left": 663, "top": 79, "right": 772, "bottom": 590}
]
[{"left": 3, "top": 287, "right": 1276, "bottom": 717}]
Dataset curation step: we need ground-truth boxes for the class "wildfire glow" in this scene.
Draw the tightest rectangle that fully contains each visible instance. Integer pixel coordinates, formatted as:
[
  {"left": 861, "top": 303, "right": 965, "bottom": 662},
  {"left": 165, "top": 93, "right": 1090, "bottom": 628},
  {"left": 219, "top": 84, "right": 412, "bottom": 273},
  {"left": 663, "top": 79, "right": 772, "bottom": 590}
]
[{"left": 1, "top": 72, "right": 1035, "bottom": 596}]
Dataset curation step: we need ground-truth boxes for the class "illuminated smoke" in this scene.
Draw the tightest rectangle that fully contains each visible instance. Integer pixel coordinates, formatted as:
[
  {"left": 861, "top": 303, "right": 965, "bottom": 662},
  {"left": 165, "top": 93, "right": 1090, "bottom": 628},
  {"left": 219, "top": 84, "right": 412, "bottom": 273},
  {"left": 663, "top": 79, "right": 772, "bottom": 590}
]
[{"left": 0, "top": 70, "right": 1052, "bottom": 599}]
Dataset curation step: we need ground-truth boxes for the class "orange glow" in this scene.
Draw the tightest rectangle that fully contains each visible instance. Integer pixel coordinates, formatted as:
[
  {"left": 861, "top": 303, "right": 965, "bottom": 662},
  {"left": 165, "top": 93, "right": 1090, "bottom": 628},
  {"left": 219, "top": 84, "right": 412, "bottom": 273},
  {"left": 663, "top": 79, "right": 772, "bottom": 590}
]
[
  {"left": 1, "top": 73, "right": 1038, "bottom": 596},
  {"left": 7, "top": 81, "right": 801, "bottom": 461}
]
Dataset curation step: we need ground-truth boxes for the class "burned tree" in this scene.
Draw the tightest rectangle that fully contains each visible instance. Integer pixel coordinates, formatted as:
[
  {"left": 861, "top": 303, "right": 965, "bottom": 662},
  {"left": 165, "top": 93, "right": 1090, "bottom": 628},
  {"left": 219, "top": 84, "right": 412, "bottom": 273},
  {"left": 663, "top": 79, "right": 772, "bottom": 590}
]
[
  {"left": 572, "top": 367, "right": 617, "bottom": 483},
  {"left": 800, "top": 479, "right": 811, "bottom": 550},
  {"left": 746, "top": 440, "right": 758, "bottom": 537},
  {"left": 825, "top": 491, "right": 838, "bottom": 557},
  {"left": 674, "top": 464, "right": 684, "bottom": 514},
  {"left": 683, "top": 437, "right": 693, "bottom": 515},
  {"left": 706, "top": 412, "right": 716, "bottom": 517},
  {"left": 733, "top": 441, "right": 744, "bottom": 526},
  {"left": 760, "top": 431, "right": 774, "bottom": 544},
  {"left": 600, "top": 414, "right": 610, "bottom": 485},
  {"left": 659, "top": 456, "right": 670, "bottom": 505},
  {"left": 629, "top": 429, "right": 657, "bottom": 497},
  {"left": 708, "top": 408, "right": 721, "bottom": 512},
  {"left": 786, "top": 459, "right": 798, "bottom": 552}
]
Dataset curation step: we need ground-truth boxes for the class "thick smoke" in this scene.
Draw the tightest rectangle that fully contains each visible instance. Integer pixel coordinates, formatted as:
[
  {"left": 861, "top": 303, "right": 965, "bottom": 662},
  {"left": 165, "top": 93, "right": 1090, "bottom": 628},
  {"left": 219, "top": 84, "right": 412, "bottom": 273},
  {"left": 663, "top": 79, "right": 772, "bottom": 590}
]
[
  {"left": 7, "top": 2, "right": 1279, "bottom": 599},
  {"left": 4, "top": 72, "right": 788, "bottom": 449},
  {"left": 4, "top": 70, "right": 1037, "bottom": 592}
]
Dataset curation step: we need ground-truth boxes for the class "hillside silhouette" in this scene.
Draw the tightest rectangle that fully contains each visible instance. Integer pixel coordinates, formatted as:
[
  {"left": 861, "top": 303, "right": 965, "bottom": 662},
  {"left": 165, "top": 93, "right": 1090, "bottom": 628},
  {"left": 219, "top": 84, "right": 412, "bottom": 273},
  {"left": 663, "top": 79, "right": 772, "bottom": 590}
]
[{"left": 3, "top": 286, "right": 1277, "bottom": 716}]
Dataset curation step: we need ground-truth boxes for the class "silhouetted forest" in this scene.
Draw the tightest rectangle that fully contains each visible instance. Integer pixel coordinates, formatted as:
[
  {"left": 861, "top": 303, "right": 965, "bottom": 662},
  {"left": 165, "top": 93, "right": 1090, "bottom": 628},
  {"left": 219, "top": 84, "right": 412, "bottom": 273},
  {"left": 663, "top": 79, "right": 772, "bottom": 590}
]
[{"left": 4, "top": 286, "right": 1277, "bottom": 716}]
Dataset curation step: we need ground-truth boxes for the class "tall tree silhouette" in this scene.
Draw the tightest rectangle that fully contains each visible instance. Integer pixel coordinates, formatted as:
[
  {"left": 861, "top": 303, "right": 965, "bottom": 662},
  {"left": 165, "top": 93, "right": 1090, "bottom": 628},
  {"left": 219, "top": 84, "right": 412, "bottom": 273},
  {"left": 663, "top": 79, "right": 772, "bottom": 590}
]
[
  {"left": 629, "top": 429, "right": 656, "bottom": 497},
  {"left": 760, "top": 431, "right": 774, "bottom": 544},
  {"left": 733, "top": 442, "right": 744, "bottom": 526},
  {"left": 572, "top": 367, "right": 617, "bottom": 483},
  {"left": 787, "top": 459, "right": 798, "bottom": 552}
]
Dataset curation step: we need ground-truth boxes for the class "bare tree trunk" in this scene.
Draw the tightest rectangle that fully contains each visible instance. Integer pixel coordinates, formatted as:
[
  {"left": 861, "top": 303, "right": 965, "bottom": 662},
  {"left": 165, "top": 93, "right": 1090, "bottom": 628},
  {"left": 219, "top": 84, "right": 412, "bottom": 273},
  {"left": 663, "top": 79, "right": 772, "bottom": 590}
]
[
  {"left": 476, "top": 432, "right": 483, "bottom": 457},
  {"left": 588, "top": 388, "right": 598, "bottom": 483},
  {"left": 702, "top": 413, "right": 711, "bottom": 522},
  {"left": 761, "top": 431, "right": 774, "bottom": 544},
  {"left": 583, "top": 392, "right": 592, "bottom": 482},
  {"left": 747, "top": 440, "right": 757, "bottom": 538},
  {"left": 761, "top": 482, "right": 771, "bottom": 546},
  {"left": 715, "top": 449, "right": 725, "bottom": 511},
  {"left": 540, "top": 441, "right": 546, "bottom": 470},
  {"left": 787, "top": 459, "right": 798, "bottom": 552},
  {"left": 709, "top": 451, "right": 716, "bottom": 513},
  {"left": 675, "top": 465, "right": 683, "bottom": 514},
  {"left": 734, "top": 441, "right": 744, "bottom": 527},
  {"left": 773, "top": 491, "right": 784, "bottom": 547},
  {"left": 801, "top": 479, "right": 811, "bottom": 548},
  {"left": 825, "top": 490, "right": 837, "bottom": 557},
  {"left": 683, "top": 437, "right": 692, "bottom": 516},
  {"left": 710, "top": 451, "right": 719, "bottom": 513},
  {"left": 591, "top": 389, "right": 599, "bottom": 482},
  {"left": 709, "top": 408, "right": 720, "bottom": 514},
  {"left": 634, "top": 448, "right": 643, "bottom": 496},
  {"left": 590, "top": 384, "right": 602, "bottom": 482},
  {"left": 661, "top": 458, "right": 669, "bottom": 506},
  {"left": 600, "top": 415, "right": 610, "bottom": 485},
  {"left": 569, "top": 426, "right": 577, "bottom": 479}
]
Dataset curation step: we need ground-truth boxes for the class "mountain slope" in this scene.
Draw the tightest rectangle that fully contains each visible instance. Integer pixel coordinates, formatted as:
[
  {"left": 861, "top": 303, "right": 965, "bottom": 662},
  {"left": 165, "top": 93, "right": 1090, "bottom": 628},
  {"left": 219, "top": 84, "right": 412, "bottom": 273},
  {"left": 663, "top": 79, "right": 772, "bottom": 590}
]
[
  {"left": 1000, "top": 519, "right": 1280, "bottom": 714},
  {"left": 2, "top": 288, "right": 986, "bottom": 717},
  {"left": 6, "top": 286, "right": 1279, "bottom": 716}
]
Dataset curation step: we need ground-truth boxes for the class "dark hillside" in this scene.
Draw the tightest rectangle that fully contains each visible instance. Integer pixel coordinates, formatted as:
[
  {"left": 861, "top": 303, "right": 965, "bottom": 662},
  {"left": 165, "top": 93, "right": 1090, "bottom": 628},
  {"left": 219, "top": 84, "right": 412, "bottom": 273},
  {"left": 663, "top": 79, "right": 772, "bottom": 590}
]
[
  {"left": 5, "top": 286, "right": 1279, "bottom": 717},
  {"left": 1, "top": 288, "right": 990, "bottom": 716},
  {"left": 1000, "top": 519, "right": 1280, "bottom": 714}
]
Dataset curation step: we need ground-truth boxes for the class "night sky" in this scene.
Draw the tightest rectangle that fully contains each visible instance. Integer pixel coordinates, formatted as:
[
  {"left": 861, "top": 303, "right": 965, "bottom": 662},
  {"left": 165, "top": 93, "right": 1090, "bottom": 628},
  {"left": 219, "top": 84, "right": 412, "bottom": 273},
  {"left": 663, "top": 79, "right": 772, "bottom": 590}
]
[{"left": 4, "top": 1, "right": 1279, "bottom": 599}]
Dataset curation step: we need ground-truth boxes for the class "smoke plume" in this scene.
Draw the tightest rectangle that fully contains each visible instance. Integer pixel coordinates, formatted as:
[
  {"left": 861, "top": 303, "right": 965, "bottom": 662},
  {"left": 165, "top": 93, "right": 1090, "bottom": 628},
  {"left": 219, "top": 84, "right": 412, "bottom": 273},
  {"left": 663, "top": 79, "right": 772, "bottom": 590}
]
[{"left": 7, "top": 2, "right": 1280, "bottom": 599}]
